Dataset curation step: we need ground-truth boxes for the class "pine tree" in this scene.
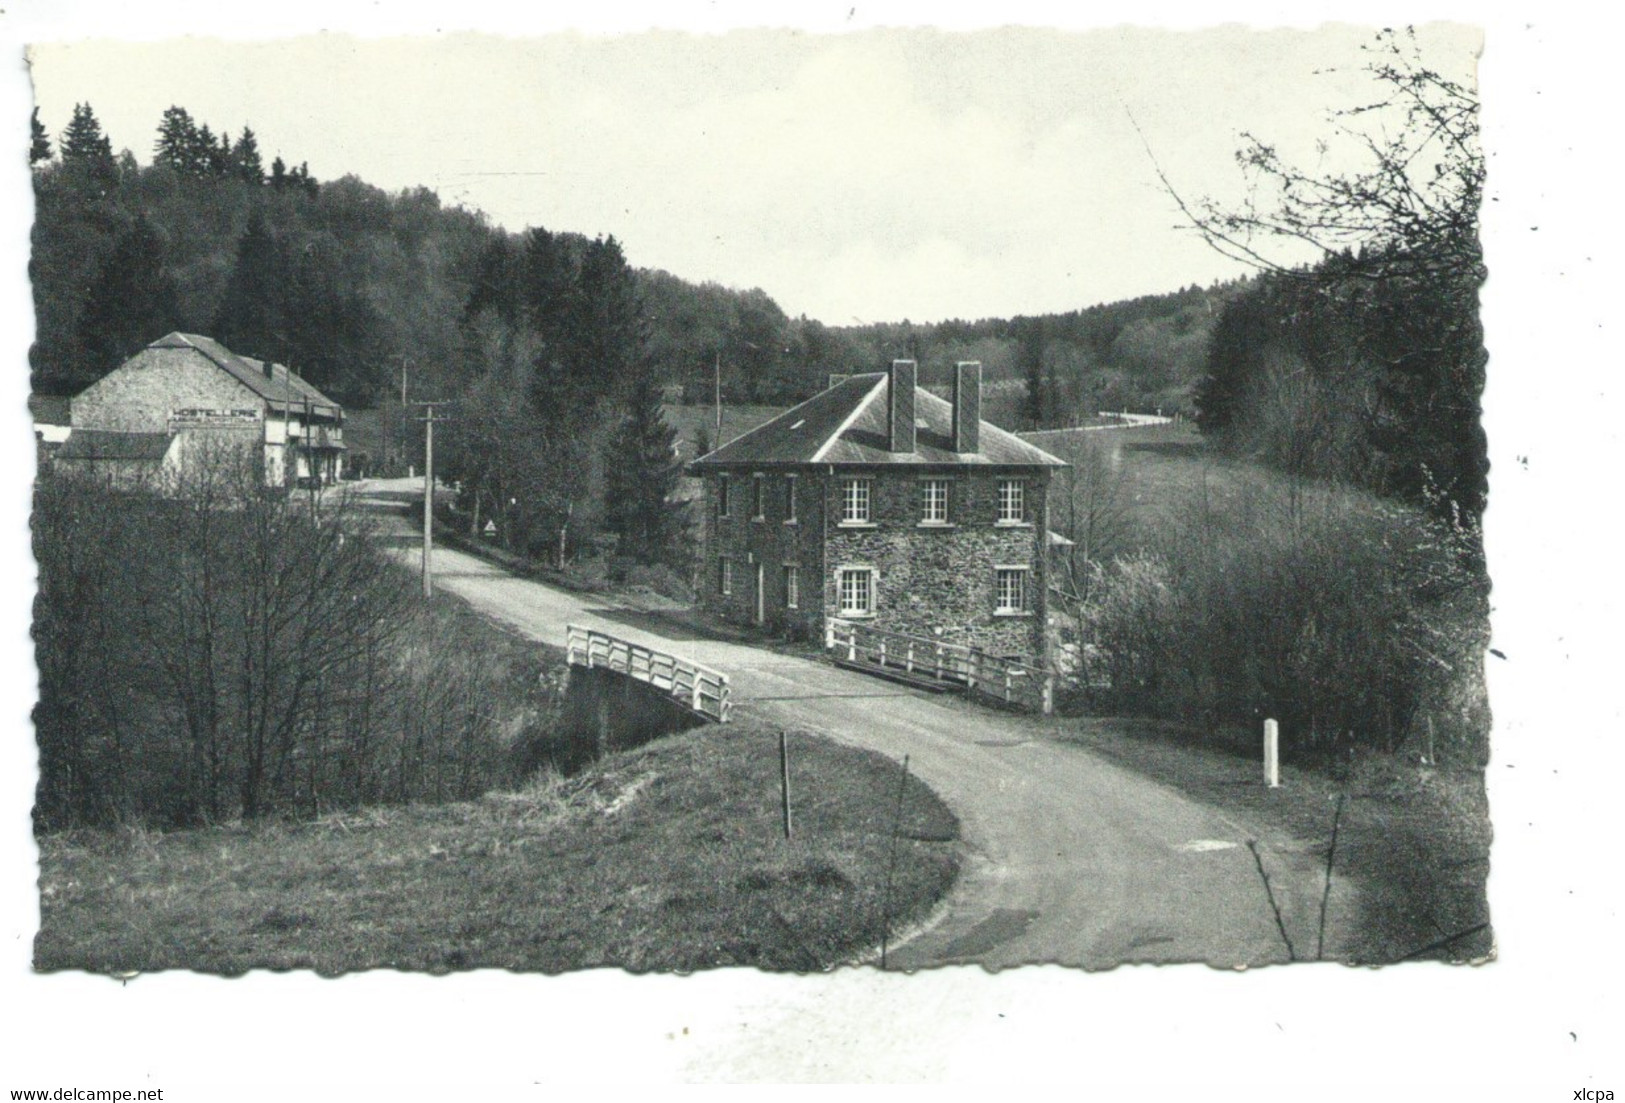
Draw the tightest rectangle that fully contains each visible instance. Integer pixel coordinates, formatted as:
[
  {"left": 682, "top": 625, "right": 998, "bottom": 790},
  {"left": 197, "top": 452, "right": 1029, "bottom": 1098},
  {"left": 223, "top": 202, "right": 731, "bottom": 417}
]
[
  {"left": 463, "top": 233, "right": 520, "bottom": 325},
  {"left": 574, "top": 234, "right": 642, "bottom": 399},
  {"left": 59, "top": 103, "right": 115, "bottom": 180},
  {"left": 214, "top": 129, "right": 235, "bottom": 177},
  {"left": 269, "top": 155, "right": 288, "bottom": 190},
  {"left": 30, "top": 107, "right": 52, "bottom": 165},
  {"left": 232, "top": 126, "right": 264, "bottom": 185},
  {"left": 212, "top": 210, "right": 288, "bottom": 364},
  {"left": 154, "top": 106, "right": 198, "bottom": 174},
  {"left": 77, "top": 215, "right": 181, "bottom": 375},
  {"left": 604, "top": 364, "right": 683, "bottom": 565},
  {"left": 521, "top": 226, "right": 584, "bottom": 418},
  {"left": 195, "top": 124, "right": 227, "bottom": 177},
  {"left": 288, "top": 161, "right": 319, "bottom": 198},
  {"left": 1018, "top": 316, "right": 1046, "bottom": 429}
]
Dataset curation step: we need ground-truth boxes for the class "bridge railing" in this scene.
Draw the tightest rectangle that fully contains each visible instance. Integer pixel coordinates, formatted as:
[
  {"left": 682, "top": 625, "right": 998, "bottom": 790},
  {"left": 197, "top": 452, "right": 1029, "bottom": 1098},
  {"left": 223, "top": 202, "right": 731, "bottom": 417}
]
[
  {"left": 824, "top": 618, "right": 1054, "bottom": 714},
  {"left": 566, "top": 624, "right": 731, "bottom": 723}
]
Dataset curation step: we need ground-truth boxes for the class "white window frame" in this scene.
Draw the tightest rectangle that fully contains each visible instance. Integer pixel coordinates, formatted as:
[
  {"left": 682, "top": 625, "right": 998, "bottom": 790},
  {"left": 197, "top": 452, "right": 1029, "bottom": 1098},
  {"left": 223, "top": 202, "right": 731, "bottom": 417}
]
[
  {"left": 717, "top": 474, "right": 731, "bottom": 518},
  {"left": 784, "top": 564, "right": 800, "bottom": 610},
  {"left": 719, "top": 557, "right": 733, "bottom": 596},
  {"left": 840, "top": 477, "right": 872, "bottom": 525},
  {"left": 994, "top": 565, "right": 1030, "bottom": 615},
  {"left": 752, "top": 473, "right": 766, "bottom": 521},
  {"left": 996, "top": 478, "right": 1027, "bottom": 525},
  {"left": 784, "top": 474, "right": 798, "bottom": 525},
  {"left": 837, "top": 566, "right": 876, "bottom": 617},
  {"left": 919, "top": 477, "right": 950, "bottom": 525}
]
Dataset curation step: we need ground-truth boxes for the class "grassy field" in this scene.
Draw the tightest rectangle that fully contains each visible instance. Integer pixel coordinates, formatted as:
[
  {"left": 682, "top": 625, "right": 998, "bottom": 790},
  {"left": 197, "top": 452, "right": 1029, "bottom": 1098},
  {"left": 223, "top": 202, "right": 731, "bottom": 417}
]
[{"left": 35, "top": 724, "right": 958, "bottom": 975}]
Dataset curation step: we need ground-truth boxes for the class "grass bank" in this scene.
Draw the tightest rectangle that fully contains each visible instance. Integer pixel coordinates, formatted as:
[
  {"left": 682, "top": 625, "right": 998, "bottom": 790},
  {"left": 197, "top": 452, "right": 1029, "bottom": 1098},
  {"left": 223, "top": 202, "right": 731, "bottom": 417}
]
[{"left": 35, "top": 724, "right": 959, "bottom": 975}]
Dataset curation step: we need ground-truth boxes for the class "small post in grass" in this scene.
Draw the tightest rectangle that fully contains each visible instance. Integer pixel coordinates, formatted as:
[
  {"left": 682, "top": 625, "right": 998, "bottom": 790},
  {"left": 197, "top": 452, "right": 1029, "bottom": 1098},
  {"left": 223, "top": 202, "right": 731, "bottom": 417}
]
[
  {"left": 1264, "top": 718, "right": 1281, "bottom": 788},
  {"left": 880, "top": 753, "right": 911, "bottom": 970},
  {"left": 779, "top": 730, "right": 793, "bottom": 840}
]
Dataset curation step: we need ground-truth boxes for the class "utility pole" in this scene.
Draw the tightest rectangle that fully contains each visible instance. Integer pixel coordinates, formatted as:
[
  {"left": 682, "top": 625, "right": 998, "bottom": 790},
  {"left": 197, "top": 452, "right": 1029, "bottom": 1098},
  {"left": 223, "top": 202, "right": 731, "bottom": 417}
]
[
  {"left": 412, "top": 400, "right": 451, "bottom": 598},
  {"left": 714, "top": 349, "right": 723, "bottom": 446},
  {"left": 398, "top": 356, "right": 413, "bottom": 474},
  {"left": 304, "top": 393, "right": 317, "bottom": 521}
]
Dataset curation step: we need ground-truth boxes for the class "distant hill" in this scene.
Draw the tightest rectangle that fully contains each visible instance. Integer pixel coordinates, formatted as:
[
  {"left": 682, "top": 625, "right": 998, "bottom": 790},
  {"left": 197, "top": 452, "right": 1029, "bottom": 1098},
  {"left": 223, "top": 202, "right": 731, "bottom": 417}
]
[{"left": 30, "top": 100, "right": 1239, "bottom": 435}]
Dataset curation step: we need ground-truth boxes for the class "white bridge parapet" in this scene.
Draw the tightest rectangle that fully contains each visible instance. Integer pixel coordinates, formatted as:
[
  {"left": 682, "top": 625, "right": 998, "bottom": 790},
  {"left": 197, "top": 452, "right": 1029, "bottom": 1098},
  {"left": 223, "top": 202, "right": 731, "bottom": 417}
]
[
  {"left": 825, "top": 618, "right": 1055, "bottom": 715},
  {"left": 566, "top": 624, "right": 731, "bottom": 723}
]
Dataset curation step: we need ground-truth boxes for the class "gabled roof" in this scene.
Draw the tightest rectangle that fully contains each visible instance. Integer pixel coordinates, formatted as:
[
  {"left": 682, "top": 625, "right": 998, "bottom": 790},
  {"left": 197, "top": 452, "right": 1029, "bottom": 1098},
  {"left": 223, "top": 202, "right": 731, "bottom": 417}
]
[
  {"left": 690, "top": 373, "right": 1066, "bottom": 469},
  {"left": 147, "top": 333, "right": 343, "bottom": 417},
  {"left": 57, "top": 429, "right": 175, "bottom": 462}
]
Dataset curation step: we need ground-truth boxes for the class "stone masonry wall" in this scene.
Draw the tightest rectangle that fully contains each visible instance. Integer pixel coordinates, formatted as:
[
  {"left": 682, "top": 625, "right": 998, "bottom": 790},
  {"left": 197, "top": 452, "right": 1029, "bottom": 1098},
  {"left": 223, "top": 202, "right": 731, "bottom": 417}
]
[
  {"left": 701, "top": 464, "right": 1052, "bottom": 663},
  {"left": 72, "top": 347, "right": 262, "bottom": 433},
  {"left": 701, "top": 469, "right": 827, "bottom": 639},
  {"left": 822, "top": 469, "right": 1049, "bottom": 662}
]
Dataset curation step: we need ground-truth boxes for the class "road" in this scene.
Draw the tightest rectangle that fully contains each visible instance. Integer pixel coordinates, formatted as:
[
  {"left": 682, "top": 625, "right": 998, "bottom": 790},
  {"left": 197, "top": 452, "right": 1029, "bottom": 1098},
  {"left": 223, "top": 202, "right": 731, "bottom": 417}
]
[{"left": 348, "top": 478, "right": 1356, "bottom": 969}]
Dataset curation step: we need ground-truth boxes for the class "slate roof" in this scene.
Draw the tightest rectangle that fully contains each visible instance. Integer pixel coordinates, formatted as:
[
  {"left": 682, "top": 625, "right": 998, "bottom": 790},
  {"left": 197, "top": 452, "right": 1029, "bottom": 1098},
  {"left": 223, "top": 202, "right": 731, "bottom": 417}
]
[
  {"left": 57, "top": 429, "right": 175, "bottom": 462},
  {"left": 28, "top": 394, "right": 71, "bottom": 426},
  {"left": 690, "top": 373, "right": 1066, "bottom": 470},
  {"left": 148, "top": 333, "right": 344, "bottom": 418}
]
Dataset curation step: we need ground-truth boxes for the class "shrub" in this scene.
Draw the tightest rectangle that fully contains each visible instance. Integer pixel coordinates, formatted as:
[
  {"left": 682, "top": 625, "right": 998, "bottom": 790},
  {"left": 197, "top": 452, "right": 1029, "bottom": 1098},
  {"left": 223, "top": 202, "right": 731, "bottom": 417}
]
[
  {"left": 32, "top": 466, "right": 554, "bottom": 831},
  {"left": 1079, "top": 468, "right": 1488, "bottom": 765}
]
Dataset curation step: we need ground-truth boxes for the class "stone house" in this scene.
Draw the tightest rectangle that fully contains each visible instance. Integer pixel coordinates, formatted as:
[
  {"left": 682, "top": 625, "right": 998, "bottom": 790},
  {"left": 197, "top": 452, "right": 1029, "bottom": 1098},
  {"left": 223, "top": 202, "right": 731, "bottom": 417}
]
[
  {"left": 59, "top": 332, "right": 345, "bottom": 489},
  {"left": 688, "top": 360, "right": 1067, "bottom": 666}
]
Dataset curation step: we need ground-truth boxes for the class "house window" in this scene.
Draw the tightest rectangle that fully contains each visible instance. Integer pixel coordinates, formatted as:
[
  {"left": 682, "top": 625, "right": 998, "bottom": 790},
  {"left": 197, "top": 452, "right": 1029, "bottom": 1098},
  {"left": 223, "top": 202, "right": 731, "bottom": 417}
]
[
  {"left": 840, "top": 477, "right": 872, "bottom": 524},
  {"left": 784, "top": 475, "right": 797, "bottom": 524},
  {"left": 997, "top": 479, "right": 1026, "bottom": 524},
  {"left": 838, "top": 567, "right": 875, "bottom": 616},
  {"left": 752, "top": 473, "right": 766, "bottom": 521},
  {"left": 784, "top": 564, "right": 800, "bottom": 609},
  {"left": 920, "top": 478, "right": 950, "bottom": 524},
  {"left": 995, "top": 566, "right": 1029, "bottom": 615},
  {"left": 718, "top": 475, "right": 731, "bottom": 518},
  {"left": 719, "top": 557, "right": 733, "bottom": 596}
]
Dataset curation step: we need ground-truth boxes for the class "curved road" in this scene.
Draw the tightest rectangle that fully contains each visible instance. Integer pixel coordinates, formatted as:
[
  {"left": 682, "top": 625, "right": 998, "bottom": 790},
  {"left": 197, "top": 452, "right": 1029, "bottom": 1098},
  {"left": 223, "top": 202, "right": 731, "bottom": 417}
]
[{"left": 354, "top": 479, "right": 1356, "bottom": 970}]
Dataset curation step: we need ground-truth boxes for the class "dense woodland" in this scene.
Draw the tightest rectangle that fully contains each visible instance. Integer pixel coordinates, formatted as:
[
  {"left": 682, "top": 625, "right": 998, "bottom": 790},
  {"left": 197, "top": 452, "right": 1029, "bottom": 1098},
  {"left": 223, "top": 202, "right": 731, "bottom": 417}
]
[{"left": 28, "top": 100, "right": 1229, "bottom": 574}]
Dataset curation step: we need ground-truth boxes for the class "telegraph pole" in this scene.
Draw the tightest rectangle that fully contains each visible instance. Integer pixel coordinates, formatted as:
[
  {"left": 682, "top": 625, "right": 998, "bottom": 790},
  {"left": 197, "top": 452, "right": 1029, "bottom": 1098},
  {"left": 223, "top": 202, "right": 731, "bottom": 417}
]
[
  {"left": 304, "top": 393, "right": 316, "bottom": 520},
  {"left": 413, "top": 400, "right": 451, "bottom": 598}
]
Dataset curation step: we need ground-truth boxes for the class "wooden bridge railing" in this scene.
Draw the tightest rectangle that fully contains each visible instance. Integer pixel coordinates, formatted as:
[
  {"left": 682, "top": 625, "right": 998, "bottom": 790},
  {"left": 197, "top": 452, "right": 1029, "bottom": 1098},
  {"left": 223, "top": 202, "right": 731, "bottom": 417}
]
[
  {"left": 825, "top": 618, "right": 1054, "bottom": 714},
  {"left": 566, "top": 624, "right": 731, "bottom": 723}
]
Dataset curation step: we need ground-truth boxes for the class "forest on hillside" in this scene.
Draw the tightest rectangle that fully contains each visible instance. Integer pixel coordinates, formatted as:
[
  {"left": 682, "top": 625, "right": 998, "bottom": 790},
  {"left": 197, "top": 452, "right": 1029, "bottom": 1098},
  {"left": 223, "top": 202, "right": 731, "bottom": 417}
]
[
  {"left": 29, "top": 38, "right": 1486, "bottom": 573},
  {"left": 28, "top": 102, "right": 1222, "bottom": 422}
]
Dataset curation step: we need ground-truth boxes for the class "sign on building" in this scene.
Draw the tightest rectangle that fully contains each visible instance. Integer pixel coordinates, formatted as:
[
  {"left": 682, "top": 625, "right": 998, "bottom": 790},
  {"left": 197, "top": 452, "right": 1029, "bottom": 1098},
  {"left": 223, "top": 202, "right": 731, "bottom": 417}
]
[{"left": 169, "top": 407, "right": 263, "bottom": 429}]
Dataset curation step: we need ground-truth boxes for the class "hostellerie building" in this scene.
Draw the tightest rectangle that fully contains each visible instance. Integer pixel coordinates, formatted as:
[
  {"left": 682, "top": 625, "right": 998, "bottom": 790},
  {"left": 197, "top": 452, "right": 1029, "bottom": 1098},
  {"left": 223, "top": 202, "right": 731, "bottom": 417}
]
[{"left": 55, "top": 332, "right": 345, "bottom": 490}]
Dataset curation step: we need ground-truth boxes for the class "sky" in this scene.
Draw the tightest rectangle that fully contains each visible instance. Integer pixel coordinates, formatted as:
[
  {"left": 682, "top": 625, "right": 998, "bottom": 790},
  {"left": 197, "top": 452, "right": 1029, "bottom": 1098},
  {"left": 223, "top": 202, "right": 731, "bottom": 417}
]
[
  {"left": 28, "top": 24, "right": 1479, "bottom": 325},
  {"left": 3, "top": 1, "right": 1624, "bottom": 1097}
]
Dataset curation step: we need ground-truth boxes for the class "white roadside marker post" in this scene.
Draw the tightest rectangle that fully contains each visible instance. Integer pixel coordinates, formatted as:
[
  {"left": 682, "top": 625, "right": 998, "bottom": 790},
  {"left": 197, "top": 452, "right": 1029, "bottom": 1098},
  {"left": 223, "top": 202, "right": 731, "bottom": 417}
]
[{"left": 1264, "top": 718, "right": 1281, "bottom": 788}]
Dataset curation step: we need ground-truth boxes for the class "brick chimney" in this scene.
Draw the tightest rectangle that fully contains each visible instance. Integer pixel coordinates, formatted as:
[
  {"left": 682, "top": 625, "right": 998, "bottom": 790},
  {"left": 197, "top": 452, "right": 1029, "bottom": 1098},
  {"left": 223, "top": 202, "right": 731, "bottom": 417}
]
[
  {"left": 887, "top": 359, "right": 917, "bottom": 453},
  {"left": 953, "top": 361, "right": 981, "bottom": 454}
]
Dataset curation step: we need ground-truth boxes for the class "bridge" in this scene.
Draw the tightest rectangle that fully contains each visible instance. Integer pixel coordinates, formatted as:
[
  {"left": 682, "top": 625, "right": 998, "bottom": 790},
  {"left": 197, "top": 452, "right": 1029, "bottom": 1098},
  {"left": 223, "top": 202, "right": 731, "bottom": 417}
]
[
  {"left": 824, "top": 618, "right": 1055, "bottom": 714},
  {"left": 565, "top": 624, "right": 732, "bottom": 722}
]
